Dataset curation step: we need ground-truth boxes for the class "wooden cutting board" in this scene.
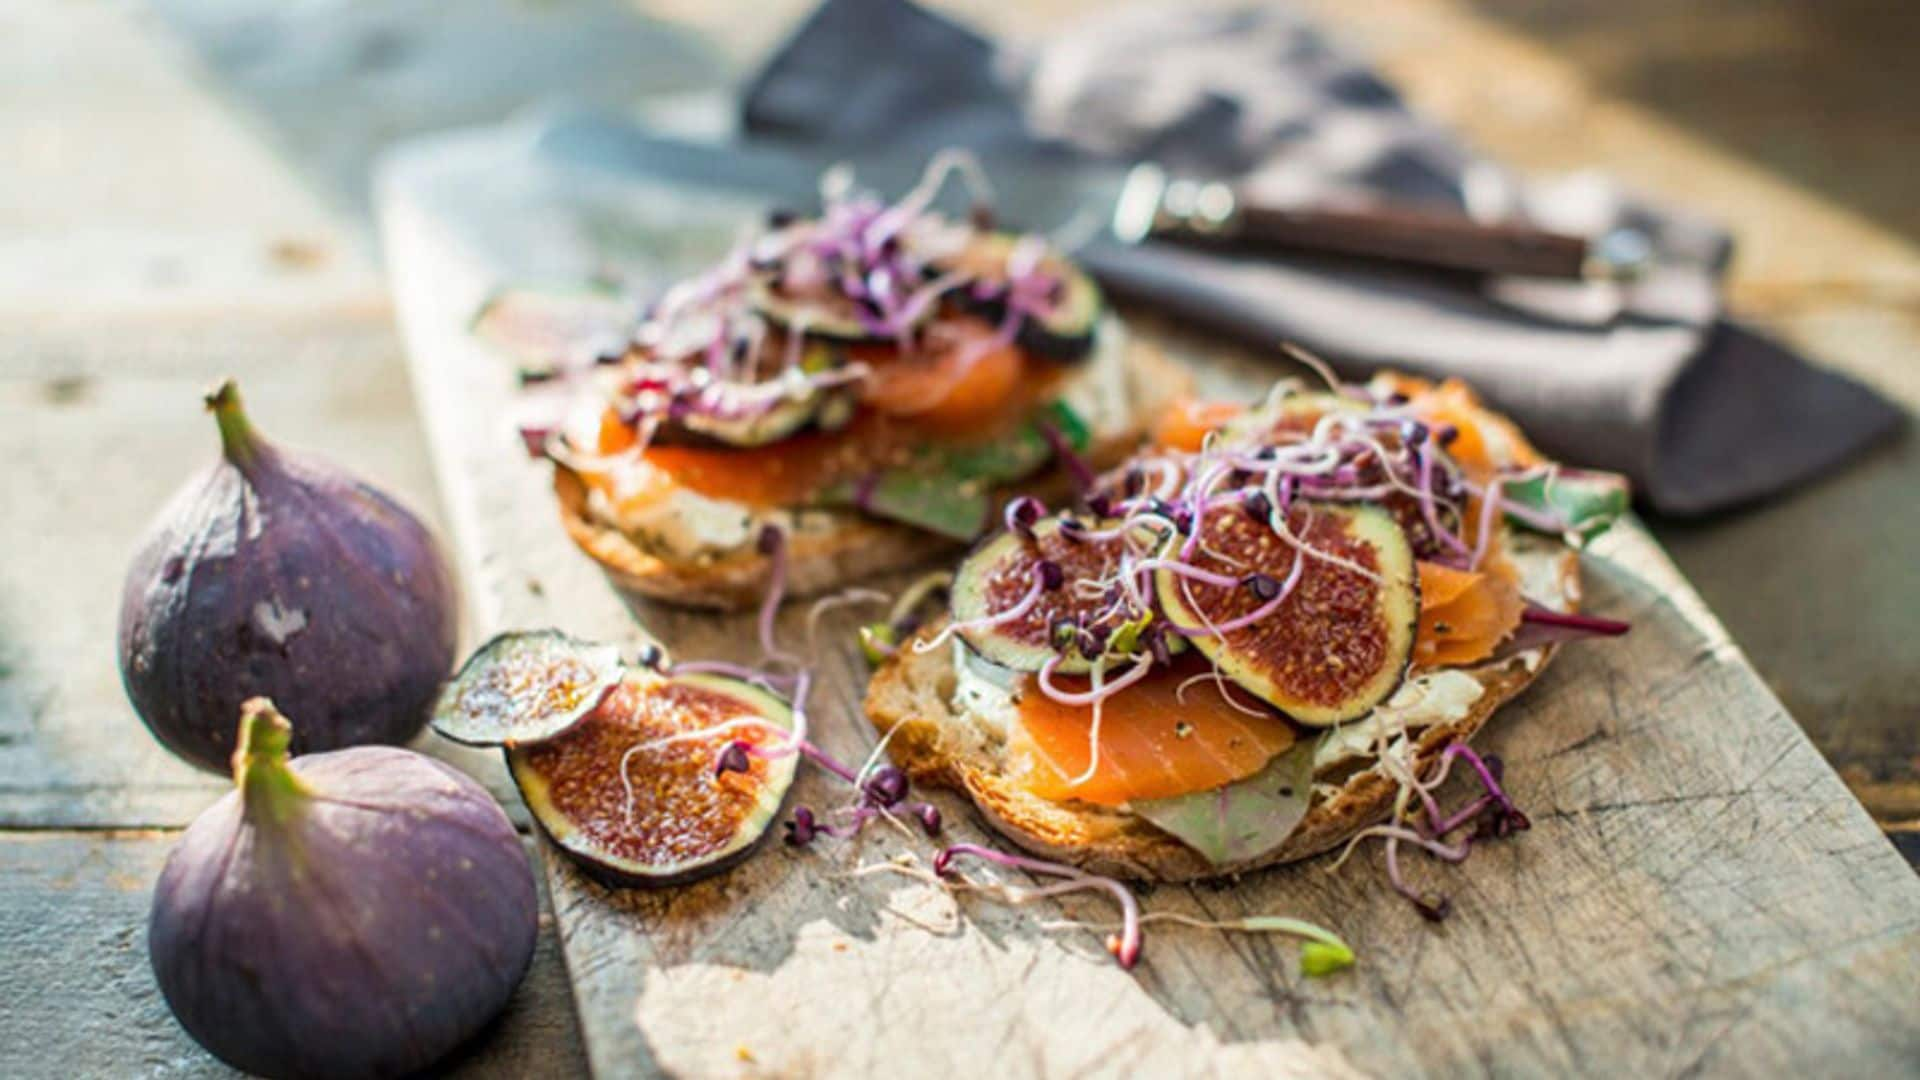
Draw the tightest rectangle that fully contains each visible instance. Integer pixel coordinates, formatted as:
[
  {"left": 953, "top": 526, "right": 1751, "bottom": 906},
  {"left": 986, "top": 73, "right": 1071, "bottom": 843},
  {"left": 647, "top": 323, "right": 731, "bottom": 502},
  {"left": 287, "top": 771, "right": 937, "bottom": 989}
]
[{"left": 378, "top": 118, "right": 1920, "bottom": 1078}]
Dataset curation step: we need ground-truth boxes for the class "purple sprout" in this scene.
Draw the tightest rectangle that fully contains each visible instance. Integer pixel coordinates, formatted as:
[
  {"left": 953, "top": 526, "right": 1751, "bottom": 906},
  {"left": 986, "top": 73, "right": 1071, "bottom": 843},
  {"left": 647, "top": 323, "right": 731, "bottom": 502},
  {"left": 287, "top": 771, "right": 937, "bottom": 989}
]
[
  {"left": 910, "top": 803, "right": 943, "bottom": 837},
  {"left": 785, "top": 806, "right": 819, "bottom": 847},
  {"left": 1037, "top": 559, "right": 1065, "bottom": 592},
  {"left": 862, "top": 765, "right": 910, "bottom": 809},
  {"left": 1005, "top": 496, "right": 1045, "bottom": 542},
  {"left": 713, "top": 741, "right": 752, "bottom": 778},
  {"left": 1245, "top": 572, "right": 1282, "bottom": 602},
  {"left": 1243, "top": 490, "right": 1272, "bottom": 522},
  {"left": 935, "top": 844, "right": 1143, "bottom": 969}
]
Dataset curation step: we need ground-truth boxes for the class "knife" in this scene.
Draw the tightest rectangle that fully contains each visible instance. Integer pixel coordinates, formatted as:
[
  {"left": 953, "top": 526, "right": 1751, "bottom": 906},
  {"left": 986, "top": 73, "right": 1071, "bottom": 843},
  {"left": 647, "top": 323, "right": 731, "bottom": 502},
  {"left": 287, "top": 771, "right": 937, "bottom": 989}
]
[
  {"left": 527, "top": 111, "right": 1650, "bottom": 288},
  {"left": 1110, "top": 163, "right": 1650, "bottom": 282}
]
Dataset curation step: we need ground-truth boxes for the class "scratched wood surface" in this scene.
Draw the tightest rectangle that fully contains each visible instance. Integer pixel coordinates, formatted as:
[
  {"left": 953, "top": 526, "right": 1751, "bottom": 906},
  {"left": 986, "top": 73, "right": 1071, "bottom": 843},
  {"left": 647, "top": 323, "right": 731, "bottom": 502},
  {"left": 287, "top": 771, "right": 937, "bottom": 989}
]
[
  {"left": 381, "top": 116, "right": 1920, "bottom": 1078},
  {"left": 0, "top": 832, "right": 584, "bottom": 1079}
]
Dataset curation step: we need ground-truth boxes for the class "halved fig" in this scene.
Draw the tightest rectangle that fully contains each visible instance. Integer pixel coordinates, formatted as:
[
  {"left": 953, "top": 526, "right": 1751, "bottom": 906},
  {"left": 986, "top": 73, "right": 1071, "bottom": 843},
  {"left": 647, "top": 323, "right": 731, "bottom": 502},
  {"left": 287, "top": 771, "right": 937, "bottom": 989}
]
[
  {"left": 950, "top": 516, "right": 1176, "bottom": 674},
  {"left": 469, "top": 285, "right": 632, "bottom": 379},
  {"left": 430, "top": 630, "right": 624, "bottom": 748},
  {"left": 1156, "top": 501, "right": 1418, "bottom": 727},
  {"left": 937, "top": 232, "right": 1103, "bottom": 360},
  {"left": 507, "top": 671, "right": 798, "bottom": 887}
]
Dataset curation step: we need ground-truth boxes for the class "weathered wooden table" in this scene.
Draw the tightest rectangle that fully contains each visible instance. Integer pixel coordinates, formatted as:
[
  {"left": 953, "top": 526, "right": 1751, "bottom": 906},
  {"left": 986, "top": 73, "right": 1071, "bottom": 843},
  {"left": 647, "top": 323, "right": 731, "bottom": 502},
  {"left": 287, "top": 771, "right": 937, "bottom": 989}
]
[{"left": 4, "top": 0, "right": 1916, "bottom": 1076}]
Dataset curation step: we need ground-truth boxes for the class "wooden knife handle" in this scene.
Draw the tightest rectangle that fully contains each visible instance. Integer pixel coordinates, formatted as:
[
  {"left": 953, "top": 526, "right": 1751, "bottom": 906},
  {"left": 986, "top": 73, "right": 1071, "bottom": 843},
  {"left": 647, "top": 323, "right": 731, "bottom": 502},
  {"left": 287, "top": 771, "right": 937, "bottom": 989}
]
[
  {"left": 1113, "top": 165, "right": 1607, "bottom": 280},
  {"left": 1233, "top": 200, "right": 1592, "bottom": 280}
]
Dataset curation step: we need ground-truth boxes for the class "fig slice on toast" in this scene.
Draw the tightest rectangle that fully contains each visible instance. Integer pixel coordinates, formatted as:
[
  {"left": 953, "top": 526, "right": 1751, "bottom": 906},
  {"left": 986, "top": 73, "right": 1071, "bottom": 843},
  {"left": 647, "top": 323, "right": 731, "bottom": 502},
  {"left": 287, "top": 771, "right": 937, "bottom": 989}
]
[
  {"left": 1156, "top": 501, "right": 1417, "bottom": 727},
  {"left": 508, "top": 671, "right": 798, "bottom": 887},
  {"left": 936, "top": 231, "right": 1104, "bottom": 361},
  {"left": 949, "top": 515, "right": 1175, "bottom": 674},
  {"left": 750, "top": 276, "right": 925, "bottom": 345},
  {"left": 666, "top": 340, "right": 855, "bottom": 449},
  {"left": 430, "top": 630, "right": 624, "bottom": 748}
]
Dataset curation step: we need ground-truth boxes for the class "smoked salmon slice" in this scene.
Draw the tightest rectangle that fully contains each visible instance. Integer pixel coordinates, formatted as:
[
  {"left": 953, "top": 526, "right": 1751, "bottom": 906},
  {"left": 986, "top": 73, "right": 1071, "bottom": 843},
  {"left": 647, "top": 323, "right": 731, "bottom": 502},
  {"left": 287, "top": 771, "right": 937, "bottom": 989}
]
[
  {"left": 586, "top": 407, "right": 902, "bottom": 509},
  {"left": 1415, "top": 556, "right": 1524, "bottom": 669},
  {"left": 1008, "top": 654, "right": 1297, "bottom": 806},
  {"left": 1151, "top": 397, "right": 1246, "bottom": 452}
]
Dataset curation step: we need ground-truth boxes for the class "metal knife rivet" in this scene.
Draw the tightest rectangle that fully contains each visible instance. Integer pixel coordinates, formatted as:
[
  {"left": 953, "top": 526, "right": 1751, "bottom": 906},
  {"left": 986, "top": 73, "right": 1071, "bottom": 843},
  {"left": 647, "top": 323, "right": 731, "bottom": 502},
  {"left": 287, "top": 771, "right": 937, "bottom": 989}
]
[{"left": 1193, "top": 182, "right": 1236, "bottom": 232}]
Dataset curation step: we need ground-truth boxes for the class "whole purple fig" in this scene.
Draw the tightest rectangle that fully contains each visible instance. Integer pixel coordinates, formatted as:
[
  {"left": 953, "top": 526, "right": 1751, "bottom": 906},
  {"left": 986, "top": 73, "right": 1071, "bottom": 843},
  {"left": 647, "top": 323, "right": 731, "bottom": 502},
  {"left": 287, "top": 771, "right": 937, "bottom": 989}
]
[
  {"left": 118, "top": 379, "right": 458, "bottom": 770},
  {"left": 149, "top": 699, "right": 538, "bottom": 1079}
]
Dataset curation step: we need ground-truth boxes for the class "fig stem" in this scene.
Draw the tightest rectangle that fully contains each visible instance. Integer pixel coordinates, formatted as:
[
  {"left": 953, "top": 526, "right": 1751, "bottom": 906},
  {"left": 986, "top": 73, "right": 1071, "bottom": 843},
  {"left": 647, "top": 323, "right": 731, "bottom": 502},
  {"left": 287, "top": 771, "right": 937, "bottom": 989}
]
[
  {"left": 204, "top": 378, "right": 260, "bottom": 468},
  {"left": 233, "top": 697, "right": 312, "bottom": 826}
]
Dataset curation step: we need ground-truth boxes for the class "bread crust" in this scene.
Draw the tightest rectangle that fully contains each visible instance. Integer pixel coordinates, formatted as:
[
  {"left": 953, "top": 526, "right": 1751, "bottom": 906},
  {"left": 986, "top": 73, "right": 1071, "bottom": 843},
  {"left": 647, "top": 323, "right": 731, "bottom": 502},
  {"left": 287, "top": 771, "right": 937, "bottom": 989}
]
[
  {"left": 553, "top": 336, "right": 1190, "bottom": 611},
  {"left": 864, "top": 542, "right": 1580, "bottom": 882}
]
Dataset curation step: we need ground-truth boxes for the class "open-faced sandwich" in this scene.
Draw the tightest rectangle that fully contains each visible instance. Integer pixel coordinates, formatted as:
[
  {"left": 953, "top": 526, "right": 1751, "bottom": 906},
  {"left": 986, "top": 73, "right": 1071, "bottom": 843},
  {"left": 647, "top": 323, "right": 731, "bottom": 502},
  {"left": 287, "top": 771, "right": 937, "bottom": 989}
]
[
  {"left": 507, "top": 157, "right": 1184, "bottom": 610},
  {"left": 866, "top": 371, "right": 1630, "bottom": 883}
]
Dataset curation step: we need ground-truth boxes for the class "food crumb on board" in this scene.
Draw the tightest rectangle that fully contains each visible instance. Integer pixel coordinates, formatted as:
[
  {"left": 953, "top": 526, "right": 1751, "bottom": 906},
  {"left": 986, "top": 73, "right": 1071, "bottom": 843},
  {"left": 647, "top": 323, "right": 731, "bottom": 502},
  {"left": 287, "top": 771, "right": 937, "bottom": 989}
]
[{"left": 736, "top": 1046, "right": 755, "bottom": 1063}]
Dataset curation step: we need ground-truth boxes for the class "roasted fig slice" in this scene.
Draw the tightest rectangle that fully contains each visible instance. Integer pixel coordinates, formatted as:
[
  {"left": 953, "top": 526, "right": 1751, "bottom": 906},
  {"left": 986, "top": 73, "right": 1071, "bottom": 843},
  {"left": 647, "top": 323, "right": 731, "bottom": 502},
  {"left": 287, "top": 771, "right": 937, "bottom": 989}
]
[
  {"left": 508, "top": 671, "right": 798, "bottom": 887},
  {"left": 937, "top": 232, "right": 1103, "bottom": 361},
  {"left": 470, "top": 285, "right": 632, "bottom": 379},
  {"left": 950, "top": 515, "right": 1177, "bottom": 674},
  {"left": 669, "top": 340, "right": 853, "bottom": 448},
  {"left": 430, "top": 630, "right": 624, "bottom": 748},
  {"left": 1156, "top": 501, "right": 1418, "bottom": 727},
  {"left": 750, "top": 277, "right": 922, "bottom": 344}
]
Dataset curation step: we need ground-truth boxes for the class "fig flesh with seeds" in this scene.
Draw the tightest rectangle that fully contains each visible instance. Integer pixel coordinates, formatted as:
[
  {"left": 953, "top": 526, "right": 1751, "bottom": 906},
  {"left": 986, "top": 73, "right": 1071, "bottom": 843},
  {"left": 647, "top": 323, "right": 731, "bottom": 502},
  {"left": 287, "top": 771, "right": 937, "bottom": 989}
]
[
  {"left": 1157, "top": 501, "right": 1417, "bottom": 727},
  {"left": 430, "top": 629, "right": 623, "bottom": 748},
  {"left": 509, "top": 670, "right": 799, "bottom": 887},
  {"left": 950, "top": 516, "right": 1175, "bottom": 675}
]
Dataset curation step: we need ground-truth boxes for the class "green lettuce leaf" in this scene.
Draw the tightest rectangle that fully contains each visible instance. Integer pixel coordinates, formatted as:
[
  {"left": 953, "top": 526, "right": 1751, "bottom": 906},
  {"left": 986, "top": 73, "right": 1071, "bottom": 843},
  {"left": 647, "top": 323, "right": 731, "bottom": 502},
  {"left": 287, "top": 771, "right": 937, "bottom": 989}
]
[
  {"left": 1503, "top": 468, "right": 1630, "bottom": 546},
  {"left": 819, "top": 402, "right": 1092, "bottom": 541},
  {"left": 1129, "top": 739, "right": 1316, "bottom": 865}
]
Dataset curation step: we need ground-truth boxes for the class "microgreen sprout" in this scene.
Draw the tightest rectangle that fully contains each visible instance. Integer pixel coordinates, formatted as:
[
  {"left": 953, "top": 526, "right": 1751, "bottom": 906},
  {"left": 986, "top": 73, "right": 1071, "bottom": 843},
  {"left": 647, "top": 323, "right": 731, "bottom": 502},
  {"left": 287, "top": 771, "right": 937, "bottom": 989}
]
[
  {"left": 1333, "top": 736, "right": 1534, "bottom": 922},
  {"left": 934, "top": 844, "right": 1143, "bottom": 968},
  {"left": 858, "top": 623, "right": 898, "bottom": 665}
]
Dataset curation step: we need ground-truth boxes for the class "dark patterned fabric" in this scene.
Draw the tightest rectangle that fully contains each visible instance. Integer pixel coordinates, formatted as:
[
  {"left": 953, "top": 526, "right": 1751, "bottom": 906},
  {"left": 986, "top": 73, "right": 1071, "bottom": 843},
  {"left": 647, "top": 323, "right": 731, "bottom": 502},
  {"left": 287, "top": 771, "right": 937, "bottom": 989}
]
[{"left": 743, "top": 0, "right": 1901, "bottom": 513}]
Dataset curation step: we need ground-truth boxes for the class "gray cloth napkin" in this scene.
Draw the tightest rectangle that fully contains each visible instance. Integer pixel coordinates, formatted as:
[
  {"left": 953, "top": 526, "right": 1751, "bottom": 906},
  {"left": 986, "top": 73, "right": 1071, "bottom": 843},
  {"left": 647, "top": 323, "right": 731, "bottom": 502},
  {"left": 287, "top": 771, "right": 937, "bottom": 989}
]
[{"left": 742, "top": 0, "right": 1903, "bottom": 514}]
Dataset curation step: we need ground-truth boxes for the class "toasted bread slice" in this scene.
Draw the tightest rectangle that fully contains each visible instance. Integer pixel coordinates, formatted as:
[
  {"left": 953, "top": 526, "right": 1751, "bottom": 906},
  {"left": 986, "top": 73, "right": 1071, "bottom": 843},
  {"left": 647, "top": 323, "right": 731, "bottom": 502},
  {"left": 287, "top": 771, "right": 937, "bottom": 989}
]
[
  {"left": 554, "top": 332, "right": 1191, "bottom": 611},
  {"left": 865, "top": 535, "right": 1579, "bottom": 882}
]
